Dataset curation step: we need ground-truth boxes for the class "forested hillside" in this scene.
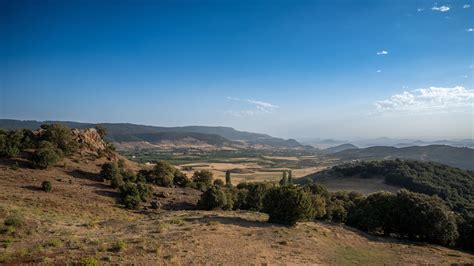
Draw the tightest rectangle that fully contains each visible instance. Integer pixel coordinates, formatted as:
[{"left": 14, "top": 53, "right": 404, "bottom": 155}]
[{"left": 329, "top": 160, "right": 474, "bottom": 215}]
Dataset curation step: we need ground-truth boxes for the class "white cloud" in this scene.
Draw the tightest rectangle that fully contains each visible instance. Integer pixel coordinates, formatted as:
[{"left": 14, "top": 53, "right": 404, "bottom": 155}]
[
  {"left": 376, "top": 70, "right": 382, "bottom": 73},
  {"left": 376, "top": 50, "right": 388, "bottom": 55},
  {"left": 466, "top": 28, "right": 474, "bottom": 32},
  {"left": 374, "top": 86, "right": 474, "bottom": 113},
  {"left": 246, "top": 99, "right": 279, "bottom": 109},
  {"left": 431, "top": 5, "right": 450, "bottom": 12},
  {"left": 417, "top": 8, "right": 424, "bottom": 11},
  {"left": 463, "top": 4, "right": 470, "bottom": 9},
  {"left": 226, "top": 97, "right": 279, "bottom": 117}
]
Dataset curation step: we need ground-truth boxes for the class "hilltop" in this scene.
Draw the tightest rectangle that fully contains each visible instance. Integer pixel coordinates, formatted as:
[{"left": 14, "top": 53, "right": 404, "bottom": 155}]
[
  {"left": 1, "top": 126, "right": 473, "bottom": 264},
  {"left": 0, "top": 119, "right": 306, "bottom": 150},
  {"left": 331, "top": 145, "right": 474, "bottom": 170}
]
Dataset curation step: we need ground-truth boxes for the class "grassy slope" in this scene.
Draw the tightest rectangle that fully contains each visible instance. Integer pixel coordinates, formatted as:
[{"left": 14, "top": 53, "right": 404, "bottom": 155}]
[{"left": 1, "top": 157, "right": 473, "bottom": 264}]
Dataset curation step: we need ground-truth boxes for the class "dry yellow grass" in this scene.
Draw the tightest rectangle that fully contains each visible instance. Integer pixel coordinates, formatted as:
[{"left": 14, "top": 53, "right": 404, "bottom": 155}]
[{"left": 1, "top": 157, "right": 473, "bottom": 264}]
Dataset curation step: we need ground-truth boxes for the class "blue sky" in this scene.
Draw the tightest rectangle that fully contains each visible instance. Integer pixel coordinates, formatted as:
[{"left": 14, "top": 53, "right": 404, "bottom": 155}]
[{"left": 1, "top": 0, "right": 473, "bottom": 139}]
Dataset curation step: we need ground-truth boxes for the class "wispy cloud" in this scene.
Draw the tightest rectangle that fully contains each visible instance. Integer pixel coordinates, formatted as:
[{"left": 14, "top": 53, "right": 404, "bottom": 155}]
[
  {"left": 376, "top": 70, "right": 382, "bottom": 73},
  {"left": 376, "top": 50, "right": 388, "bottom": 56},
  {"left": 463, "top": 4, "right": 470, "bottom": 9},
  {"left": 374, "top": 86, "right": 474, "bottom": 113},
  {"left": 226, "top": 97, "right": 279, "bottom": 117},
  {"left": 466, "top": 28, "right": 474, "bottom": 32},
  {"left": 431, "top": 5, "right": 450, "bottom": 12},
  {"left": 417, "top": 8, "right": 424, "bottom": 12}
]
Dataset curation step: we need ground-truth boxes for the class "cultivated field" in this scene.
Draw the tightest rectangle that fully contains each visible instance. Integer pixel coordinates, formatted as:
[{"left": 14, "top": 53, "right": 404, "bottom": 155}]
[{"left": 124, "top": 148, "right": 332, "bottom": 184}]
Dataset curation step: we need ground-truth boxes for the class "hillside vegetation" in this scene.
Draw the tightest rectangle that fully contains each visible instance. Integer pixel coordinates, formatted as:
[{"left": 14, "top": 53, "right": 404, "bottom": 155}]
[
  {"left": 328, "top": 160, "right": 474, "bottom": 215},
  {"left": 1, "top": 125, "right": 474, "bottom": 263}
]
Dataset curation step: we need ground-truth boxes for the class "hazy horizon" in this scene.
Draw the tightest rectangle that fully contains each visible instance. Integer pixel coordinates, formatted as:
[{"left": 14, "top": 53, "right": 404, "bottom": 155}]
[{"left": 1, "top": 0, "right": 473, "bottom": 140}]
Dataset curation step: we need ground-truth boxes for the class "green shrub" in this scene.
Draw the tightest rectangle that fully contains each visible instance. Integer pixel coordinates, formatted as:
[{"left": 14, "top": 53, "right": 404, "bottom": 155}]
[
  {"left": 100, "top": 162, "right": 120, "bottom": 180},
  {"left": 311, "top": 195, "right": 327, "bottom": 219},
  {"left": 145, "top": 161, "right": 176, "bottom": 187},
  {"left": 198, "top": 186, "right": 228, "bottom": 210},
  {"left": 213, "top": 179, "right": 225, "bottom": 187},
  {"left": 0, "top": 130, "right": 23, "bottom": 158},
  {"left": 75, "top": 257, "right": 100, "bottom": 266},
  {"left": 346, "top": 192, "right": 396, "bottom": 235},
  {"left": 192, "top": 170, "right": 213, "bottom": 187},
  {"left": 263, "top": 186, "right": 315, "bottom": 226},
  {"left": 233, "top": 189, "right": 248, "bottom": 210},
  {"left": 118, "top": 181, "right": 150, "bottom": 209},
  {"left": 4, "top": 214, "right": 22, "bottom": 227},
  {"left": 457, "top": 215, "right": 474, "bottom": 251},
  {"left": 110, "top": 174, "right": 124, "bottom": 189},
  {"left": 31, "top": 141, "right": 60, "bottom": 169},
  {"left": 173, "top": 171, "right": 190, "bottom": 187},
  {"left": 111, "top": 240, "right": 126, "bottom": 252},
  {"left": 41, "top": 181, "right": 52, "bottom": 192},
  {"left": 242, "top": 182, "right": 272, "bottom": 211},
  {"left": 392, "top": 189, "right": 459, "bottom": 246},
  {"left": 39, "top": 124, "right": 79, "bottom": 155}
]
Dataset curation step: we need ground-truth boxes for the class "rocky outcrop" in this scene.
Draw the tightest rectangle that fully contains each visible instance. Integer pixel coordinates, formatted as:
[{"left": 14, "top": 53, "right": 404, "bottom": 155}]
[{"left": 71, "top": 128, "right": 107, "bottom": 153}]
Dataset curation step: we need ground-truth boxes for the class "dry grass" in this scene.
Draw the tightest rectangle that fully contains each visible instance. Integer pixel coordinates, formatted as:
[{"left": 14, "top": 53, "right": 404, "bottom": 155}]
[{"left": 0, "top": 157, "right": 473, "bottom": 264}]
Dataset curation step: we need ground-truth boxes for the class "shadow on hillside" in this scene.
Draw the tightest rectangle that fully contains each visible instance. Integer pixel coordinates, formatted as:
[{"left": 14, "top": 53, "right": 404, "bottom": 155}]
[
  {"left": 332, "top": 223, "right": 437, "bottom": 248},
  {"left": 0, "top": 157, "right": 32, "bottom": 169},
  {"left": 184, "top": 215, "right": 279, "bottom": 228},
  {"left": 95, "top": 189, "right": 120, "bottom": 198},
  {"left": 21, "top": 185, "right": 42, "bottom": 191},
  {"left": 67, "top": 169, "right": 101, "bottom": 182},
  {"left": 161, "top": 201, "right": 197, "bottom": 211}
]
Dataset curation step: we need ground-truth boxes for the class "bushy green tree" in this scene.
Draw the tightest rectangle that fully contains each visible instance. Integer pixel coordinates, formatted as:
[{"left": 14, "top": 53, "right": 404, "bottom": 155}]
[
  {"left": 40, "top": 124, "right": 78, "bottom": 155},
  {"left": 457, "top": 215, "right": 474, "bottom": 251},
  {"left": 263, "top": 186, "right": 315, "bottom": 226},
  {"left": 213, "top": 179, "right": 225, "bottom": 187},
  {"left": 392, "top": 189, "right": 458, "bottom": 246},
  {"left": 31, "top": 141, "right": 60, "bottom": 169},
  {"left": 325, "top": 200, "right": 347, "bottom": 223},
  {"left": 118, "top": 181, "right": 150, "bottom": 209},
  {"left": 324, "top": 191, "right": 363, "bottom": 223},
  {"left": 192, "top": 170, "right": 214, "bottom": 188},
  {"left": 100, "top": 162, "right": 120, "bottom": 180},
  {"left": 145, "top": 161, "right": 176, "bottom": 187},
  {"left": 347, "top": 192, "right": 396, "bottom": 235},
  {"left": 311, "top": 195, "right": 327, "bottom": 219},
  {"left": 198, "top": 185, "right": 228, "bottom": 210},
  {"left": 173, "top": 171, "right": 190, "bottom": 187},
  {"left": 0, "top": 129, "right": 24, "bottom": 158},
  {"left": 242, "top": 182, "right": 272, "bottom": 211}
]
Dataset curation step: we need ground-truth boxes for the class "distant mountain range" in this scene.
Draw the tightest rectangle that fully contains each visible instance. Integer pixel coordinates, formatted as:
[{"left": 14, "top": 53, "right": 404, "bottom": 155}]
[
  {"left": 299, "top": 137, "right": 474, "bottom": 149},
  {"left": 0, "top": 119, "right": 306, "bottom": 150},
  {"left": 331, "top": 145, "right": 474, "bottom": 170},
  {"left": 322, "top": 143, "right": 358, "bottom": 154}
]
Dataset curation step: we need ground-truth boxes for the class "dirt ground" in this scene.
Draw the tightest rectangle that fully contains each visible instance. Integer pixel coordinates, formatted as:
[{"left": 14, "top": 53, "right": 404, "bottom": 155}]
[{"left": 1, "top": 157, "right": 473, "bottom": 265}]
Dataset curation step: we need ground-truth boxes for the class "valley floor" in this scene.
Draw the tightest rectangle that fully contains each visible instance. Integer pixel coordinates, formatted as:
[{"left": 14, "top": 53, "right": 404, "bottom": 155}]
[{"left": 1, "top": 158, "right": 473, "bottom": 265}]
